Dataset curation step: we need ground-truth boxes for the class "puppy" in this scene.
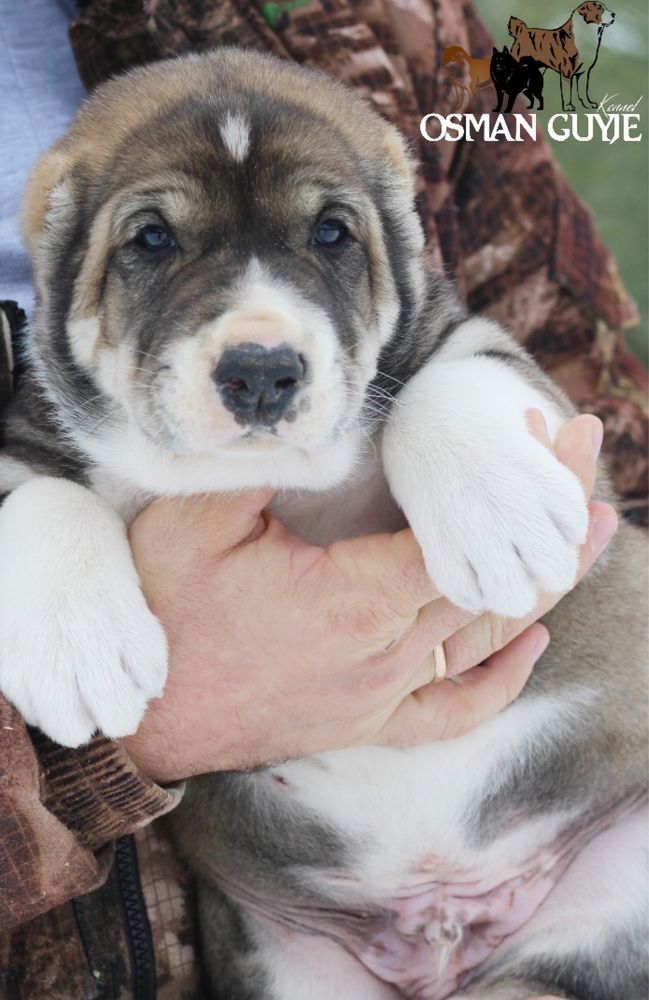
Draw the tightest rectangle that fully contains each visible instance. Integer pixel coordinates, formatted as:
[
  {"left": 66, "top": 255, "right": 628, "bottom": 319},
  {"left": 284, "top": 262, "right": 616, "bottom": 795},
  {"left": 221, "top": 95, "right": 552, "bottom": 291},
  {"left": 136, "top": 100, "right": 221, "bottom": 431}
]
[
  {"left": 1, "top": 49, "right": 647, "bottom": 999},
  {"left": 509, "top": 2, "right": 616, "bottom": 110}
]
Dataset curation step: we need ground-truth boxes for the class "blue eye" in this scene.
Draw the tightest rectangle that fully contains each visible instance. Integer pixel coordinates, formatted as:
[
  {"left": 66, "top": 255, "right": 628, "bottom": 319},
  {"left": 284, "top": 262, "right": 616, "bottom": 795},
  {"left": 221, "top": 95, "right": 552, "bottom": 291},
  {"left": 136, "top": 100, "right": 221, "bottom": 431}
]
[
  {"left": 135, "top": 224, "right": 176, "bottom": 251},
  {"left": 313, "top": 219, "right": 349, "bottom": 247}
]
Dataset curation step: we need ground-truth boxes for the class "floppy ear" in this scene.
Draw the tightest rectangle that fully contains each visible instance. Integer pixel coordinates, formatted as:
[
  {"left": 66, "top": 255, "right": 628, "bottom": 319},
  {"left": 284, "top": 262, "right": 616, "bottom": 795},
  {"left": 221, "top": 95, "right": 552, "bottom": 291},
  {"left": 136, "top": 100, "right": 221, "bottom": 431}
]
[
  {"left": 20, "top": 142, "right": 105, "bottom": 323},
  {"left": 21, "top": 149, "right": 70, "bottom": 256},
  {"left": 576, "top": 2, "right": 599, "bottom": 21},
  {"left": 366, "top": 124, "right": 424, "bottom": 339},
  {"left": 380, "top": 127, "right": 417, "bottom": 201}
]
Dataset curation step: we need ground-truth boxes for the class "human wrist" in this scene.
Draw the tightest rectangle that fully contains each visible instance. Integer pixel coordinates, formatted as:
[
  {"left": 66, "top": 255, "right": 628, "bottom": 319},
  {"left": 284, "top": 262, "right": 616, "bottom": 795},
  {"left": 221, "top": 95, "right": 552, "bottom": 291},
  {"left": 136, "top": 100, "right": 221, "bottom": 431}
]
[{"left": 120, "top": 728, "right": 180, "bottom": 784}]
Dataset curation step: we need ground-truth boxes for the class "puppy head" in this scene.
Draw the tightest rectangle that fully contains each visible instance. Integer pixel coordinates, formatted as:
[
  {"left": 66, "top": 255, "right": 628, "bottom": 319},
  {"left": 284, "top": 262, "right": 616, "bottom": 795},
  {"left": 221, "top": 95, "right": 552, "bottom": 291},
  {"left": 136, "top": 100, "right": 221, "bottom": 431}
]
[
  {"left": 491, "top": 46, "right": 512, "bottom": 76},
  {"left": 575, "top": 2, "right": 615, "bottom": 26},
  {"left": 23, "top": 49, "right": 425, "bottom": 487},
  {"left": 508, "top": 17, "right": 525, "bottom": 38},
  {"left": 443, "top": 46, "right": 467, "bottom": 66}
]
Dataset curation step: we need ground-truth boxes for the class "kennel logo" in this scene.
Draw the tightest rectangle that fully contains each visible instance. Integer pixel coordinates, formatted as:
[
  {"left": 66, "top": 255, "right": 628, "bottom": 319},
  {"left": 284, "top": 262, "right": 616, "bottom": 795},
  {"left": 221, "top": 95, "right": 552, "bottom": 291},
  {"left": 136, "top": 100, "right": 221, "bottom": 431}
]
[{"left": 420, "top": 2, "right": 644, "bottom": 144}]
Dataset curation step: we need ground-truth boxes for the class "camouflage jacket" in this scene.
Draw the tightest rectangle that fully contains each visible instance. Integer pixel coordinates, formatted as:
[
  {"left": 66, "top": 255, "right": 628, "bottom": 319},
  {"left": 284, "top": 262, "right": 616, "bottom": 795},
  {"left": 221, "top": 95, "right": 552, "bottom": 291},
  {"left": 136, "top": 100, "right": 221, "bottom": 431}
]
[{"left": 1, "top": 0, "right": 646, "bottom": 998}]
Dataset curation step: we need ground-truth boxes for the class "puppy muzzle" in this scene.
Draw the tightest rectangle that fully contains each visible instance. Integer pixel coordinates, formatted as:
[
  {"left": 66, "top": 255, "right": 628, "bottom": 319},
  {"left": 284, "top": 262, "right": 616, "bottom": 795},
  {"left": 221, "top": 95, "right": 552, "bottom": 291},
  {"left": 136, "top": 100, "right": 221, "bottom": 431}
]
[{"left": 214, "top": 342, "right": 306, "bottom": 425}]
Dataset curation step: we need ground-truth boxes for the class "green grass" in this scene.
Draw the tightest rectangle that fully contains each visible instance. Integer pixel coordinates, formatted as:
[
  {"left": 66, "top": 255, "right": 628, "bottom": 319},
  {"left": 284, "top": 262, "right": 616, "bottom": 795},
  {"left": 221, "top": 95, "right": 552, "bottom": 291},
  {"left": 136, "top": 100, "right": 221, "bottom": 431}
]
[{"left": 475, "top": 0, "right": 648, "bottom": 363}]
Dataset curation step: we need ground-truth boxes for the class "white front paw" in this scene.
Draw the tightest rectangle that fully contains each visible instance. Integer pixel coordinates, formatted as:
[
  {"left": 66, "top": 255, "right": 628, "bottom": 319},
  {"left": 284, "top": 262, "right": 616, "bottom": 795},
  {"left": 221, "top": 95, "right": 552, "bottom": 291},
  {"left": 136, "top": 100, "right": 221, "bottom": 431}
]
[
  {"left": 405, "top": 436, "right": 587, "bottom": 618},
  {"left": 383, "top": 362, "right": 589, "bottom": 619},
  {"left": 0, "top": 478, "right": 167, "bottom": 747}
]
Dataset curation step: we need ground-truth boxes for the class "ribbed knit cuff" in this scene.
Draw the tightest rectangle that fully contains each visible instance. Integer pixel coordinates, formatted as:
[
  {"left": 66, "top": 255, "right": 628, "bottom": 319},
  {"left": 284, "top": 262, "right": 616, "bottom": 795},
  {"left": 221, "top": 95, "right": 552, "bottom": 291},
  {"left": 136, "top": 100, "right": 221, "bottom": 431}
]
[{"left": 30, "top": 728, "right": 184, "bottom": 853}]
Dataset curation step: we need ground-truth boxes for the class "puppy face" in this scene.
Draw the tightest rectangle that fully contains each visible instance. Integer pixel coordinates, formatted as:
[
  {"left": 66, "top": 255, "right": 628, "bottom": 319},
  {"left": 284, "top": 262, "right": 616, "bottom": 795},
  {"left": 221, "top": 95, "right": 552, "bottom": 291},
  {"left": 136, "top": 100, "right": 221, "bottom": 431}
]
[{"left": 24, "top": 50, "right": 425, "bottom": 483}]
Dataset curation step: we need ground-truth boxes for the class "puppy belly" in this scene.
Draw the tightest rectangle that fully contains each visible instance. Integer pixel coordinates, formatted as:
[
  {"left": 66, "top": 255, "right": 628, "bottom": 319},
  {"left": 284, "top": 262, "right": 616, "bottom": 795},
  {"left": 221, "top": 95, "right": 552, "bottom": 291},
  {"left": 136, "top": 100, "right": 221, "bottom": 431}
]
[
  {"left": 221, "top": 797, "right": 643, "bottom": 1000},
  {"left": 353, "top": 843, "right": 584, "bottom": 998},
  {"left": 359, "top": 884, "right": 548, "bottom": 996},
  {"left": 482, "top": 800, "right": 649, "bottom": 971}
]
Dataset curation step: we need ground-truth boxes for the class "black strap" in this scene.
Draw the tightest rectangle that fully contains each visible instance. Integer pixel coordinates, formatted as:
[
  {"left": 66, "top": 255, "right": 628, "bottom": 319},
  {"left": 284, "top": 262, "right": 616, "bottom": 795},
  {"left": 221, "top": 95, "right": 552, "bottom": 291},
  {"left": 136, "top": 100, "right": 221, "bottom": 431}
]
[{"left": 115, "top": 836, "right": 157, "bottom": 1000}]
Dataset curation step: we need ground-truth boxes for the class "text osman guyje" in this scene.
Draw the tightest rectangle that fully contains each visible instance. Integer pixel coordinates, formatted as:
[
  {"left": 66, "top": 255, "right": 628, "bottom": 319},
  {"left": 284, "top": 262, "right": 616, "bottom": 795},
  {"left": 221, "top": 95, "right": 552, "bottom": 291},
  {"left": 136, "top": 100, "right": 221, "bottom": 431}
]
[{"left": 420, "top": 110, "right": 643, "bottom": 144}]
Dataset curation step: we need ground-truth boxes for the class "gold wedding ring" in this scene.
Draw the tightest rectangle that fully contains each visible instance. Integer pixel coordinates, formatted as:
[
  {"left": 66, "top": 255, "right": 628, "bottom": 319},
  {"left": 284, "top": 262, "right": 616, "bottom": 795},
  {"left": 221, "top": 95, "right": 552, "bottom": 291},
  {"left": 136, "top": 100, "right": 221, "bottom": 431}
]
[{"left": 432, "top": 643, "right": 447, "bottom": 683}]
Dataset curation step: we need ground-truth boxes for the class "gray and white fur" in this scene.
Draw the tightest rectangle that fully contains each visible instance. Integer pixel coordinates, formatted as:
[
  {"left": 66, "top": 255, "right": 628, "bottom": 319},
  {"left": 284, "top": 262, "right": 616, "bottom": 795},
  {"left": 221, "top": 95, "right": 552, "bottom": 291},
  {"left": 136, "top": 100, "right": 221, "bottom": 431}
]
[{"left": 0, "top": 49, "right": 646, "bottom": 999}]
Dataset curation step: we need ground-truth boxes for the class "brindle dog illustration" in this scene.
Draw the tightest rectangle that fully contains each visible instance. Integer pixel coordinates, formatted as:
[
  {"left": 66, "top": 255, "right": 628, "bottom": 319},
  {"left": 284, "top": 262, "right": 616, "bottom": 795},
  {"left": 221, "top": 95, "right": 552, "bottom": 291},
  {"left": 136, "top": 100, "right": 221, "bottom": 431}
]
[{"left": 509, "top": 2, "right": 616, "bottom": 110}]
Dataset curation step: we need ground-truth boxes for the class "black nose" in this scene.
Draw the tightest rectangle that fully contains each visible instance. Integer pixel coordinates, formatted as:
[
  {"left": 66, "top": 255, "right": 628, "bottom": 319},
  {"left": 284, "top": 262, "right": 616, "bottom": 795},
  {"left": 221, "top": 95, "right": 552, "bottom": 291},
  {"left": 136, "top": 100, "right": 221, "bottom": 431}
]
[{"left": 214, "top": 343, "right": 305, "bottom": 425}]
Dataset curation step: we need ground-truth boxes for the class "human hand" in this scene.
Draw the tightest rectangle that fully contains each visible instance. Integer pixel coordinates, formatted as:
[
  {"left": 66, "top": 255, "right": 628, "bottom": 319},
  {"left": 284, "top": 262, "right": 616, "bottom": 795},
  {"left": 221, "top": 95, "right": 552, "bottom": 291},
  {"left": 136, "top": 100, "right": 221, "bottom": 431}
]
[{"left": 123, "top": 413, "right": 616, "bottom": 782}]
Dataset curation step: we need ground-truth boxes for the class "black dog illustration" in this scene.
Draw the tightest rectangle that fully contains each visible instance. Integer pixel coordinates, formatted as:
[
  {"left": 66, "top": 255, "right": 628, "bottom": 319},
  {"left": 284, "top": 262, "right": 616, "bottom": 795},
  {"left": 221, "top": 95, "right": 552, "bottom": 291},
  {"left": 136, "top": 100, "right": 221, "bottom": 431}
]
[{"left": 490, "top": 46, "right": 544, "bottom": 112}]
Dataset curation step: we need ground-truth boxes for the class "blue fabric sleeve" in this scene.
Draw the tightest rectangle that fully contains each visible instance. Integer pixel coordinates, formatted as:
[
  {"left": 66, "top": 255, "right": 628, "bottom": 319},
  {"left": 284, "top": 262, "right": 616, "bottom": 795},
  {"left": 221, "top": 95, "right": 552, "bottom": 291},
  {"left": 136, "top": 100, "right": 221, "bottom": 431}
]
[{"left": 0, "top": 0, "right": 85, "bottom": 314}]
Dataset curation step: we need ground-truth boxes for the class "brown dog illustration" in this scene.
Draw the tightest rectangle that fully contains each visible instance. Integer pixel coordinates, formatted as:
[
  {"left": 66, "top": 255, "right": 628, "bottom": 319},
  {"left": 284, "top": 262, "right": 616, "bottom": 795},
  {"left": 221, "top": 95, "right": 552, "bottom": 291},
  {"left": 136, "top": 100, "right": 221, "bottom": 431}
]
[
  {"left": 443, "top": 46, "right": 494, "bottom": 110},
  {"left": 509, "top": 2, "right": 615, "bottom": 110}
]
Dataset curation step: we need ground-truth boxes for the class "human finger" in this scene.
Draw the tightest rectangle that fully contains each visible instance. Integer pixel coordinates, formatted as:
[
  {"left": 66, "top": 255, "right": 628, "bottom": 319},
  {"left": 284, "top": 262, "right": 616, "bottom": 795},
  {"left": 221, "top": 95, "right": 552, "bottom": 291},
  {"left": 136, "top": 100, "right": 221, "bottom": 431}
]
[
  {"left": 402, "top": 648, "right": 440, "bottom": 693},
  {"left": 377, "top": 624, "right": 549, "bottom": 746},
  {"left": 526, "top": 407, "right": 554, "bottom": 450},
  {"left": 527, "top": 409, "right": 602, "bottom": 501},
  {"left": 553, "top": 413, "right": 603, "bottom": 499},
  {"left": 394, "top": 494, "right": 614, "bottom": 673},
  {"left": 325, "top": 527, "right": 441, "bottom": 619},
  {"left": 131, "top": 487, "right": 276, "bottom": 558}
]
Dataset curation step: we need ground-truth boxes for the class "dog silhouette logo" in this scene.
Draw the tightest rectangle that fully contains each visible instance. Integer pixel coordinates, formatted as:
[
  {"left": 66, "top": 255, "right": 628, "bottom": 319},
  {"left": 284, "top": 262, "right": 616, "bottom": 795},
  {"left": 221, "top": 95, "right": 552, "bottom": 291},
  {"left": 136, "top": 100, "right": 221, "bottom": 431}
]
[
  {"left": 509, "top": 2, "right": 616, "bottom": 111},
  {"left": 443, "top": 46, "right": 493, "bottom": 111},
  {"left": 444, "top": 2, "right": 615, "bottom": 113},
  {"left": 491, "top": 46, "right": 544, "bottom": 112}
]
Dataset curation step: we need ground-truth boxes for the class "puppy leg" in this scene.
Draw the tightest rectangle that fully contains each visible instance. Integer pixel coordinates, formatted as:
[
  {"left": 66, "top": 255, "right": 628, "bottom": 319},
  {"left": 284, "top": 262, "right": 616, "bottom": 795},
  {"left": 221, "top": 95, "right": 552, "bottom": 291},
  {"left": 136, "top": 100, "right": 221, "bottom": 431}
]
[
  {"left": 382, "top": 316, "right": 587, "bottom": 618},
  {"left": 0, "top": 476, "right": 167, "bottom": 746},
  {"left": 493, "top": 86, "right": 504, "bottom": 112},
  {"left": 199, "top": 888, "right": 399, "bottom": 1000},
  {"left": 260, "top": 925, "right": 400, "bottom": 1000},
  {"left": 450, "top": 806, "right": 649, "bottom": 1000}
]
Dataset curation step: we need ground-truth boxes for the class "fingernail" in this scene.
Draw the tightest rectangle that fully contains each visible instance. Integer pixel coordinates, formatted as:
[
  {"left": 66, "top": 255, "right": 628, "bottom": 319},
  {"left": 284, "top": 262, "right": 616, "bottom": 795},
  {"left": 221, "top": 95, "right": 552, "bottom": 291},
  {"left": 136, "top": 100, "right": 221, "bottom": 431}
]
[
  {"left": 530, "top": 627, "right": 550, "bottom": 660},
  {"left": 591, "top": 420, "right": 604, "bottom": 459},
  {"left": 590, "top": 515, "right": 617, "bottom": 554}
]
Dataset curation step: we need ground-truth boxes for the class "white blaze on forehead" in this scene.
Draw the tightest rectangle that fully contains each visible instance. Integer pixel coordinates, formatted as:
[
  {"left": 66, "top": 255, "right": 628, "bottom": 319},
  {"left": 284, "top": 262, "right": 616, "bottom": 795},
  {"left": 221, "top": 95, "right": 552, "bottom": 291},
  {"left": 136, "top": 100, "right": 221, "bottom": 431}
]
[{"left": 219, "top": 112, "right": 251, "bottom": 162}]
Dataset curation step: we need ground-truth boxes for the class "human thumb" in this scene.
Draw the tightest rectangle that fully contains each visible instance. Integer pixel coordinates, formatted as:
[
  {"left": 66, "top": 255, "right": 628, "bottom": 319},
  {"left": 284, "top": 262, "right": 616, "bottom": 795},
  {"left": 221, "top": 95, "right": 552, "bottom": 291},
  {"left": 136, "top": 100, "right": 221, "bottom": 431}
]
[{"left": 129, "top": 488, "right": 276, "bottom": 575}]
